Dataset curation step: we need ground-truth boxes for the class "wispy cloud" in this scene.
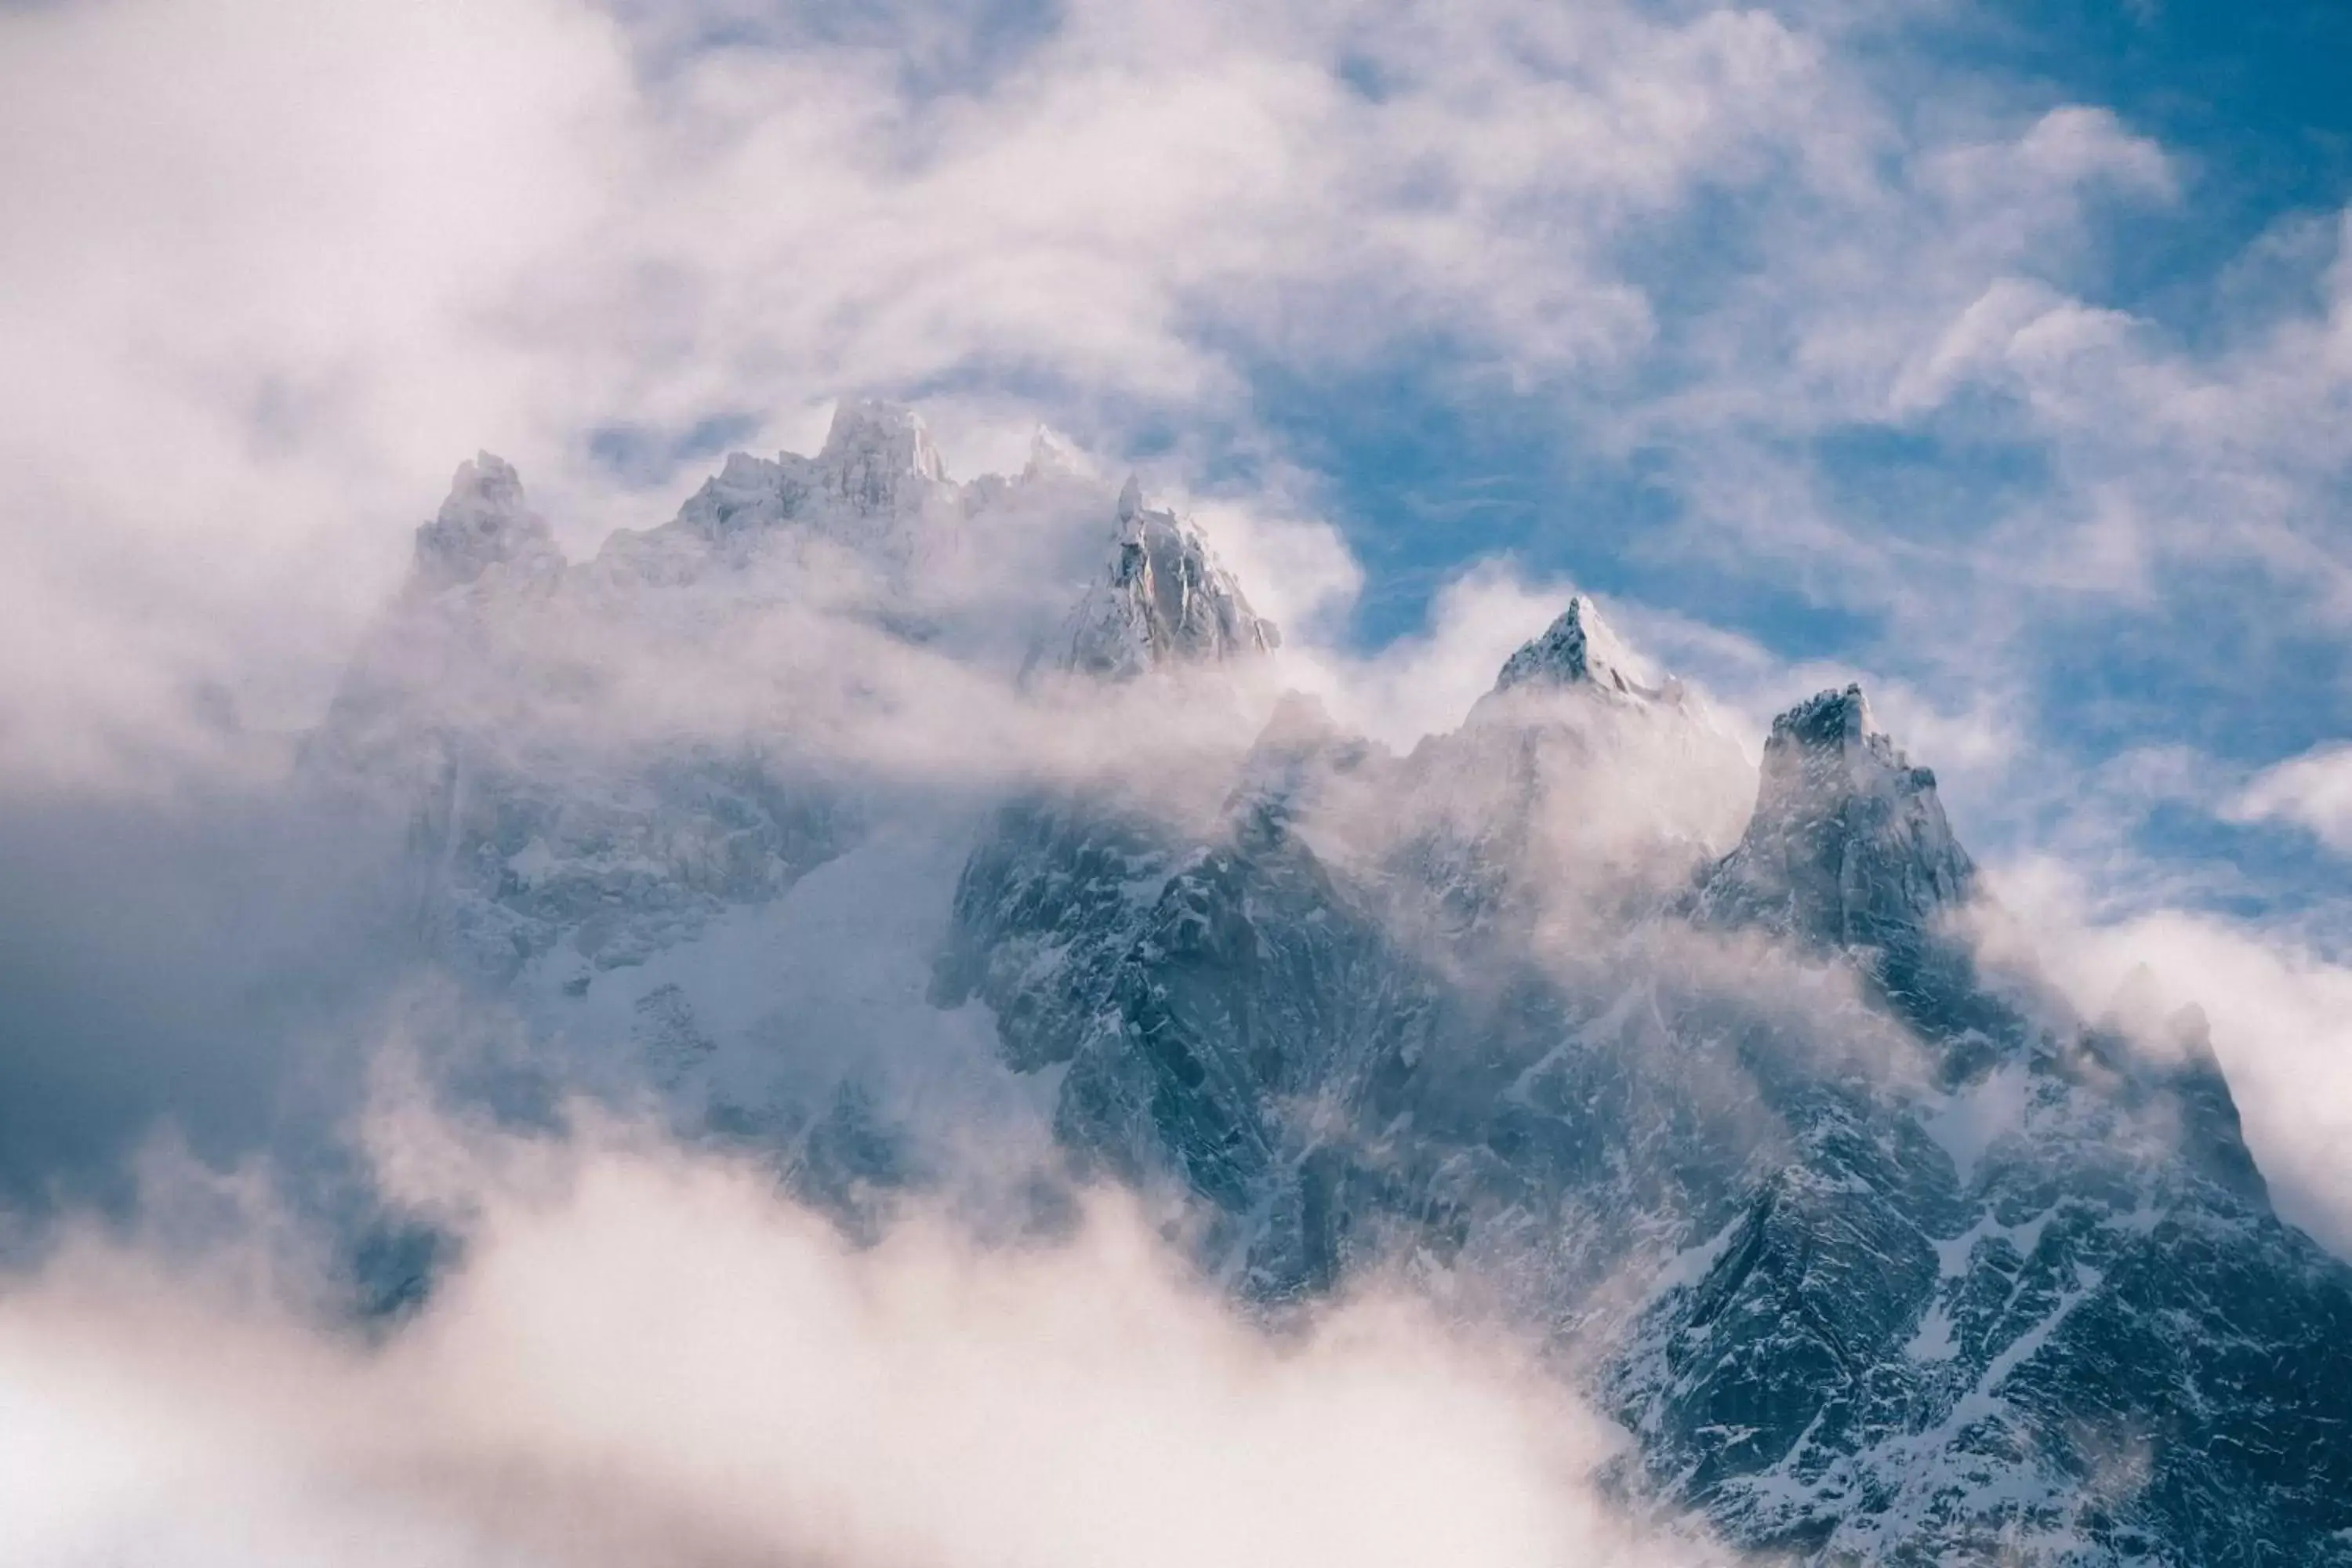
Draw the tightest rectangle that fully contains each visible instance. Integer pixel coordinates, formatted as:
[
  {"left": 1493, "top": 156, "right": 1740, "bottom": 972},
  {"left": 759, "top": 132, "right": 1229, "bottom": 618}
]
[
  {"left": 1982, "top": 855, "right": 2352, "bottom": 1253},
  {"left": 2224, "top": 741, "right": 2352, "bottom": 855}
]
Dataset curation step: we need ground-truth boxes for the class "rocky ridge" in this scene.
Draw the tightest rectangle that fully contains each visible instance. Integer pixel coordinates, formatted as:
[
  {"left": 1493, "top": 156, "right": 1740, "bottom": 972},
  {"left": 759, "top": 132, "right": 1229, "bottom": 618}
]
[
  {"left": 940, "top": 547, "right": 2352, "bottom": 1567},
  {"left": 326, "top": 405, "right": 2352, "bottom": 1566}
]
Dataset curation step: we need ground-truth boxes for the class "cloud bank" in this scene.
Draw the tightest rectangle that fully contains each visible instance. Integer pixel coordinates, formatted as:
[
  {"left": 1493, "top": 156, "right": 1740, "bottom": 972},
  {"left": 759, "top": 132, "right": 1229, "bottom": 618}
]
[{"left": 0, "top": 1110, "right": 1697, "bottom": 1568}]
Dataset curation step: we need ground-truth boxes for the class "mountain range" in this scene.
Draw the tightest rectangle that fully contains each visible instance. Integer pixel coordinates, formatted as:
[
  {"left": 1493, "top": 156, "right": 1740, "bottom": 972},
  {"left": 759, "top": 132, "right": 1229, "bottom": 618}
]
[{"left": 314, "top": 401, "right": 2352, "bottom": 1566}]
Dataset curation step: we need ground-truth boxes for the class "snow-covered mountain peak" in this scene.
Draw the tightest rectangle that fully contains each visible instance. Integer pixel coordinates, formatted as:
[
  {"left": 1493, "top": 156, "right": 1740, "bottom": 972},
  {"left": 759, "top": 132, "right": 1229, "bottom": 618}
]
[
  {"left": 408, "top": 452, "right": 561, "bottom": 595},
  {"left": 1054, "top": 492, "right": 1280, "bottom": 681},
  {"left": 1492, "top": 594, "right": 1666, "bottom": 701},
  {"left": 817, "top": 398, "right": 947, "bottom": 506},
  {"left": 1425, "top": 593, "right": 1753, "bottom": 885},
  {"left": 644, "top": 401, "right": 967, "bottom": 584},
  {"left": 1755, "top": 684, "right": 1959, "bottom": 845},
  {"left": 319, "top": 403, "right": 2352, "bottom": 1564}
]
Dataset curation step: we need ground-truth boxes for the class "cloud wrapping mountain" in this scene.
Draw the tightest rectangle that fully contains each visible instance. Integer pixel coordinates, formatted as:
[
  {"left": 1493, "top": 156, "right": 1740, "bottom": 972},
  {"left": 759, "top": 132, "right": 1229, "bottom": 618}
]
[{"left": 5, "top": 410, "right": 2338, "bottom": 1564}]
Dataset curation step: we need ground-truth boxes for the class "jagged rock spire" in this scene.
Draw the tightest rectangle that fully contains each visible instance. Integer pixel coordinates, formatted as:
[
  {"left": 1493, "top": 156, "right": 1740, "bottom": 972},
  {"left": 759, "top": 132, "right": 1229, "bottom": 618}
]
[
  {"left": 1700, "top": 684, "right": 1974, "bottom": 956},
  {"left": 1493, "top": 595, "right": 1674, "bottom": 702},
  {"left": 1056, "top": 484, "right": 1279, "bottom": 680},
  {"left": 818, "top": 398, "right": 947, "bottom": 510},
  {"left": 408, "top": 452, "right": 560, "bottom": 595}
]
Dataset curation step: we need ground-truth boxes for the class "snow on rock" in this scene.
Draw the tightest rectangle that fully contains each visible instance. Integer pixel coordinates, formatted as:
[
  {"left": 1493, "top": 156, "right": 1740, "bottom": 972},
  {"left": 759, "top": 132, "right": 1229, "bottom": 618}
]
[
  {"left": 1491, "top": 594, "right": 1674, "bottom": 703},
  {"left": 816, "top": 396, "right": 949, "bottom": 506},
  {"left": 316, "top": 402, "right": 1110, "bottom": 992},
  {"left": 1021, "top": 424, "right": 1091, "bottom": 482},
  {"left": 1053, "top": 481, "right": 1280, "bottom": 680},
  {"left": 948, "top": 606, "right": 2352, "bottom": 1565},
  {"left": 654, "top": 398, "right": 964, "bottom": 584},
  {"left": 1392, "top": 597, "right": 1753, "bottom": 931}
]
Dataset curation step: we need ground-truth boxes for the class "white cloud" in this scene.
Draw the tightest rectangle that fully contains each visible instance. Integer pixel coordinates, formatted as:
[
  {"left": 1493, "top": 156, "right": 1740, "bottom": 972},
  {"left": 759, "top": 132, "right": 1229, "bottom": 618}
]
[
  {"left": 2224, "top": 741, "right": 2352, "bottom": 853},
  {"left": 0, "top": 1112, "right": 1695, "bottom": 1568},
  {"left": 0, "top": 0, "right": 636, "bottom": 787},
  {"left": 1, "top": 0, "right": 2341, "bottom": 811}
]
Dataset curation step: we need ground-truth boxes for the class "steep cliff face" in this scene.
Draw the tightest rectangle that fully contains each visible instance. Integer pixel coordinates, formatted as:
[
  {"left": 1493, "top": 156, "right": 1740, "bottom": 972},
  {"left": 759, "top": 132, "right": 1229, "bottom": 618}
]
[
  {"left": 405, "top": 452, "right": 566, "bottom": 597},
  {"left": 1693, "top": 684, "right": 1998, "bottom": 1065},
  {"left": 1490, "top": 593, "right": 1664, "bottom": 701},
  {"left": 315, "top": 439, "right": 878, "bottom": 985},
  {"left": 1396, "top": 595, "right": 1754, "bottom": 941},
  {"left": 1699, "top": 684, "right": 1975, "bottom": 953}
]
